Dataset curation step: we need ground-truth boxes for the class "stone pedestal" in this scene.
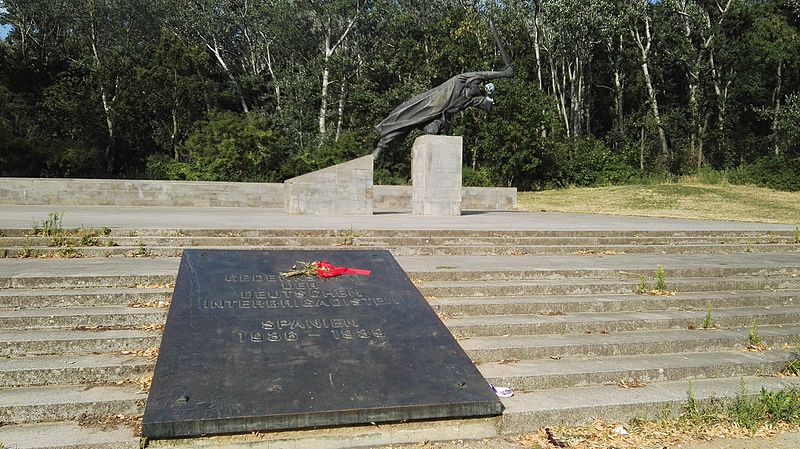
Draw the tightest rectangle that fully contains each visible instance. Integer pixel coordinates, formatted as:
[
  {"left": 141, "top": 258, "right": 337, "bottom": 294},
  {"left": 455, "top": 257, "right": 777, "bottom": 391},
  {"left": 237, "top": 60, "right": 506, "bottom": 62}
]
[
  {"left": 411, "top": 136, "right": 462, "bottom": 216},
  {"left": 284, "top": 155, "right": 373, "bottom": 215}
]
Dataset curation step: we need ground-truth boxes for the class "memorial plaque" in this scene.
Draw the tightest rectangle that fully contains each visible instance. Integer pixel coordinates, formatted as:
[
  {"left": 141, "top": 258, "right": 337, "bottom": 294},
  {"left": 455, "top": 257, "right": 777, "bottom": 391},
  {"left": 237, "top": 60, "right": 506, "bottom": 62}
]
[{"left": 142, "top": 249, "right": 502, "bottom": 438}]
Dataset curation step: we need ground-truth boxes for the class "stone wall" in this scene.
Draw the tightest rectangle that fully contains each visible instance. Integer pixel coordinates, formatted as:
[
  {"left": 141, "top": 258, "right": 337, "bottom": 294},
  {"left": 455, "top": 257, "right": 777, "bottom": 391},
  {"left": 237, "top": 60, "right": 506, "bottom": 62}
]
[
  {"left": 0, "top": 178, "right": 285, "bottom": 208},
  {"left": 374, "top": 186, "right": 517, "bottom": 211},
  {"left": 0, "top": 177, "right": 516, "bottom": 211}
]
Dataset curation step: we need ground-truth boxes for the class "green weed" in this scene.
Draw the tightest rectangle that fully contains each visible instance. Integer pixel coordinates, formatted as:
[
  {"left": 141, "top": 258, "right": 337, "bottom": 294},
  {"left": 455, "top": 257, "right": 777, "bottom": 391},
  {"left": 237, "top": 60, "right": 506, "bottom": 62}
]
[
  {"left": 749, "top": 320, "right": 762, "bottom": 347},
  {"left": 21, "top": 237, "right": 34, "bottom": 258},
  {"left": 638, "top": 275, "right": 649, "bottom": 294},
  {"left": 655, "top": 265, "right": 667, "bottom": 291},
  {"left": 337, "top": 226, "right": 358, "bottom": 246},
  {"left": 784, "top": 358, "right": 800, "bottom": 376},
  {"left": 702, "top": 302, "right": 714, "bottom": 329},
  {"left": 31, "top": 211, "right": 65, "bottom": 236},
  {"left": 795, "top": 226, "right": 800, "bottom": 244},
  {"left": 685, "top": 381, "right": 698, "bottom": 417},
  {"left": 130, "top": 242, "right": 152, "bottom": 257},
  {"left": 0, "top": 247, "right": 8, "bottom": 258},
  {"left": 100, "top": 227, "right": 112, "bottom": 236},
  {"left": 58, "top": 247, "right": 81, "bottom": 258}
]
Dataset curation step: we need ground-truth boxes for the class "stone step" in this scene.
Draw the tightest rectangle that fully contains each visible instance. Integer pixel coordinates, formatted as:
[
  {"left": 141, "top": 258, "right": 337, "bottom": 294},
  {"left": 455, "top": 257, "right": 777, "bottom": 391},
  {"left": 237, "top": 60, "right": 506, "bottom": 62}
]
[
  {"left": 2, "top": 252, "right": 799, "bottom": 288},
  {"left": 0, "top": 306, "right": 166, "bottom": 330},
  {"left": 410, "top": 265, "right": 800, "bottom": 282},
  {"left": 0, "top": 421, "right": 139, "bottom": 449},
  {"left": 3, "top": 228, "right": 794, "bottom": 238},
  {"left": 4, "top": 234, "right": 795, "bottom": 247},
  {"left": 0, "top": 353, "right": 154, "bottom": 388},
  {"left": 0, "top": 417, "right": 502, "bottom": 449},
  {"left": 461, "top": 324, "right": 800, "bottom": 363},
  {"left": 1, "top": 274, "right": 176, "bottom": 290},
  {"left": 479, "top": 350, "right": 795, "bottom": 391},
  {"left": 2, "top": 376, "right": 797, "bottom": 448},
  {"left": 3, "top": 242, "right": 798, "bottom": 258},
  {"left": 0, "top": 329, "right": 161, "bottom": 357},
  {"left": 0, "top": 287, "right": 172, "bottom": 309},
  {"left": 0, "top": 384, "right": 145, "bottom": 424},
  {"left": 445, "top": 306, "right": 800, "bottom": 338},
  {"left": 499, "top": 374, "right": 800, "bottom": 432},
  {"left": 0, "top": 306, "right": 165, "bottom": 331},
  {"left": 430, "top": 290, "right": 800, "bottom": 316},
  {"left": 419, "top": 276, "right": 800, "bottom": 297}
]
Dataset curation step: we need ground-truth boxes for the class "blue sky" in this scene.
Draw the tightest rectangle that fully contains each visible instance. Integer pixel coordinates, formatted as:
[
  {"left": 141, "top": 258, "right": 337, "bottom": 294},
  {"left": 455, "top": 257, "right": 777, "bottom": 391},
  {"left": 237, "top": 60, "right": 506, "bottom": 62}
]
[{"left": 0, "top": 5, "right": 8, "bottom": 39}]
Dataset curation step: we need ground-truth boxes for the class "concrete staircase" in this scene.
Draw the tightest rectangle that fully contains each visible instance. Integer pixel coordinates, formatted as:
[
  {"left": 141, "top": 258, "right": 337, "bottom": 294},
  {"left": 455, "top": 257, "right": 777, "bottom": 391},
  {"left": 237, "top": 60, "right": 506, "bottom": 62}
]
[{"left": 0, "top": 229, "right": 799, "bottom": 448}]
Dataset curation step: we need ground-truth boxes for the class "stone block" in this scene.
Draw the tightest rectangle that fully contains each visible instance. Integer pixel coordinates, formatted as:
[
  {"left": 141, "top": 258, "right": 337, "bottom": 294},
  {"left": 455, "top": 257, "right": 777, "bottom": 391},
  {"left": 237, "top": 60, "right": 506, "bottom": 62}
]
[
  {"left": 284, "top": 156, "right": 373, "bottom": 215},
  {"left": 411, "top": 136, "right": 462, "bottom": 216}
]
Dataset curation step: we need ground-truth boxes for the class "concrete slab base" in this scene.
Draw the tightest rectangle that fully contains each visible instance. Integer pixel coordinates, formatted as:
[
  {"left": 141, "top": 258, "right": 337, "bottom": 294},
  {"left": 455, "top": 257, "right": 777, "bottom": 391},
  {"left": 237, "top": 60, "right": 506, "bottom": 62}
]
[{"left": 412, "top": 136, "right": 462, "bottom": 216}]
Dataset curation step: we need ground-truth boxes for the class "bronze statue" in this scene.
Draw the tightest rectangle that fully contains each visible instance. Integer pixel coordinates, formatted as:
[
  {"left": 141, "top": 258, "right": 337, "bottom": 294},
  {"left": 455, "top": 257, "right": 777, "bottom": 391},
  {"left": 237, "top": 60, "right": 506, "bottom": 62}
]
[{"left": 373, "top": 21, "right": 513, "bottom": 159}]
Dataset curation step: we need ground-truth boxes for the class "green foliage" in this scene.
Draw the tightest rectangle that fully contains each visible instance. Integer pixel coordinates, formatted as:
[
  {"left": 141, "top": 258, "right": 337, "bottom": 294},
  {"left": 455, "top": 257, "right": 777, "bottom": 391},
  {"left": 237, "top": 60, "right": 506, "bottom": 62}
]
[
  {"left": 468, "top": 78, "right": 561, "bottom": 190},
  {"left": 21, "top": 237, "right": 33, "bottom": 258},
  {"left": 31, "top": 212, "right": 64, "bottom": 237},
  {"left": 702, "top": 302, "right": 714, "bottom": 329},
  {"left": 795, "top": 226, "right": 800, "bottom": 244},
  {"left": 750, "top": 320, "right": 762, "bottom": 346},
  {"left": 2, "top": 0, "right": 800, "bottom": 188},
  {"left": 638, "top": 275, "right": 649, "bottom": 294},
  {"left": 655, "top": 265, "right": 667, "bottom": 291},
  {"left": 563, "top": 138, "right": 643, "bottom": 187},
  {"left": 680, "top": 381, "right": 800, "bottom": 434},
  {"left": 729, "top": 156, "right": 800, "bottom": 191},
  {"left": 462, "top": 166, "right": 494, "bottom": 187},
  {"left": 146, "top": 111, "right": 286, "bottom": 182}
]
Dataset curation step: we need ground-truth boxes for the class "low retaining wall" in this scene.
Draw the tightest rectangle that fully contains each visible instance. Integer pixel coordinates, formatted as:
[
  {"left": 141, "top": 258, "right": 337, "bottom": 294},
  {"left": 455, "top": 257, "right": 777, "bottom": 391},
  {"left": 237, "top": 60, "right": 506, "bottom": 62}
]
[
  {"left": 0, "top": 178, "right": 286, "bottom": 208},
  {"left": 0, "top": 178, "right": 516, "bottom": 211},
  {"left": 373, "top": 186, "right": 517, "bottom": 211}
]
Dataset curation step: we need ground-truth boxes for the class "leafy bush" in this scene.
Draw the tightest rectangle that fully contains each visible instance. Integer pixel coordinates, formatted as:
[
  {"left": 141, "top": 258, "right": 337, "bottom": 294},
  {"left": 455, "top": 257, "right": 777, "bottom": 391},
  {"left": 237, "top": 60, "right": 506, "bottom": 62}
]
[
  {"left": 462, "top": 166, "right": 494, "bottom": 187},
  {"left": 146, "top": 111, "right": 286, "bottom": 182},
  {"left": 563, "top": 137, "right": 643, "bottom": 187},
  {"left": 729, "top": 156, "right": 800, "bottom": 191}
]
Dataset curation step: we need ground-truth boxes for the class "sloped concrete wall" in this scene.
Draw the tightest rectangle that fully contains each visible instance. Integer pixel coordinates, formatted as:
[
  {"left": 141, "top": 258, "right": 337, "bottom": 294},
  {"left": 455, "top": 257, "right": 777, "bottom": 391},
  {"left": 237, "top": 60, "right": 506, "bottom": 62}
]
[{"left": 283, "top": 155, "right": 373, "bottom": 215}]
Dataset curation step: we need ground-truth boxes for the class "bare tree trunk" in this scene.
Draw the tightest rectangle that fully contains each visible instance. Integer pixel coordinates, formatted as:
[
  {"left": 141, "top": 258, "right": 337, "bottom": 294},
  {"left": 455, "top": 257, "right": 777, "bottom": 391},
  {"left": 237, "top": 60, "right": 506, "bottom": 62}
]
[
  {"left": 772, "top": 60, "right": 783, "bottom": 155},
  {"left": 265, "top": 41, "right": 281, "bottom": 111},
  {"left": 171, "top": 67, "right": 179, "bottom": 160},
  {"left": 335, "top": 80, "right": 346, "bottom": 142},
  {"left": 550, "top": 54, "right": 570, "bottom": 138},
  {"left": 532, "top": 15, "right": 543, "bottom": 91},
  {"left": 208, "top": 37, "right": 249, "bottom": 113},
  {"left": 318, "top": 30, "right": 331, "bottom": 136},
  {"left": 640, "top": 125, "right": 645, "bottom": 170},
  {"left": 633, "top": 15, "right": 670, "bottom": 171},
  {"left": 89, "top": 11, "right": 115, "bottom": 173},
  {"left": 313, "top": 3, "right": 360, "bottom": 140},
  {"left": 709, "top": 49, "right": 732, "bottom": 166}
]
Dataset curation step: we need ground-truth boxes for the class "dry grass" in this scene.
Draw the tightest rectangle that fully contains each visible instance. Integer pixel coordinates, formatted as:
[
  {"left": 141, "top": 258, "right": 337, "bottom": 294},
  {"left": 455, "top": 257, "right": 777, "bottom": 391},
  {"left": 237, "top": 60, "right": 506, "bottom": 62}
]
[
  {"left": 522, "top": 419, "right": 800, "bottom": 449},
  {"left": 518, "top": 183, "right": 800, "bottom": 224}
]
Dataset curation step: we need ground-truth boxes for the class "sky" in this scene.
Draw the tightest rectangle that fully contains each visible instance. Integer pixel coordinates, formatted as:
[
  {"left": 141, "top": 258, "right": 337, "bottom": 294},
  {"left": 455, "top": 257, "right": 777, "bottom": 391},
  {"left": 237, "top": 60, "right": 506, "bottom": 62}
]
[{"left": 0, "top": 5, "right": 8, "bottom": 39}]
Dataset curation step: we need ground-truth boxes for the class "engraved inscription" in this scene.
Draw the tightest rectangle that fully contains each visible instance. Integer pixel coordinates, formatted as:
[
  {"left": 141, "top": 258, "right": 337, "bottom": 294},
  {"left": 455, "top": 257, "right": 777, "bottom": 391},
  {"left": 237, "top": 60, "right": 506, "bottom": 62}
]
[{"left": 223, "top": 271, "right": 392, "bottom": 345}]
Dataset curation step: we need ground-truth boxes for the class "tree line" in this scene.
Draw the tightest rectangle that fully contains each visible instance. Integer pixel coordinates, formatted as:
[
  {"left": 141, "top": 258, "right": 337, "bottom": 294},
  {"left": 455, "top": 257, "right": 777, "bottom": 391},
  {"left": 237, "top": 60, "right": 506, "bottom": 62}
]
[{"left": 1, "top": 0, "right": 799, "bottom": 190}]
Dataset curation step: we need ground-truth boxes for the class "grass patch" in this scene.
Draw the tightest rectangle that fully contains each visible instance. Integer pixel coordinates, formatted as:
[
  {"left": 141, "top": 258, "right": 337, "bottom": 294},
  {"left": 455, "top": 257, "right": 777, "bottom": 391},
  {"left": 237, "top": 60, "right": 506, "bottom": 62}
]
[
  {"left": 518, "top": 183, "right": 800, "bottom": 224},
  {"left": 522, "top": 385, "right": 800, "bottom": 449}
]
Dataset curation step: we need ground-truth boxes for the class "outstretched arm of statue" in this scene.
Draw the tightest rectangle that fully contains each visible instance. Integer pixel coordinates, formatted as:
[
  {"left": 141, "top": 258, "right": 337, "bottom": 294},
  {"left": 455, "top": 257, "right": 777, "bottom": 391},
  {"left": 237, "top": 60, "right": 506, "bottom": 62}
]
[
  {"left": 466, "top": 20, "right": 514, "bottom": 81},
  {"left": 465, "top": 66, "right": 514, "bottom": 81}
]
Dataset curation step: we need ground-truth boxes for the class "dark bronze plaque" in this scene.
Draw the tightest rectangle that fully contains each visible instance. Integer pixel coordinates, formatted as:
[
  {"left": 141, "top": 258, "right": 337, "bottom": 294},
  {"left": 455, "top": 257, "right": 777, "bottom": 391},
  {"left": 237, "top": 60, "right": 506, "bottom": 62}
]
[{"left": 142, "top": 249, "right": 502, "bottom": 438}]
